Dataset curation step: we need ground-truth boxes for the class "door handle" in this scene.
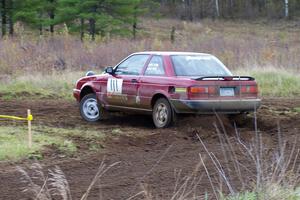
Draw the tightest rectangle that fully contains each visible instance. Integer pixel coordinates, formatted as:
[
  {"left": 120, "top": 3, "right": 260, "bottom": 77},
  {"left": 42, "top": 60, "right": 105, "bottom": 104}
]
[{"left": 131, "top": 79, "right": 138, "bottom": 83}]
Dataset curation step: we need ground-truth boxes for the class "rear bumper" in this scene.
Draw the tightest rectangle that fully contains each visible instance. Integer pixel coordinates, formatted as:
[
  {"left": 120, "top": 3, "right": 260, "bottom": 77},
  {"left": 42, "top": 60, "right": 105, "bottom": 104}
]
[{"left": 170, "top": 99, "right": 261, "bottom": 114}]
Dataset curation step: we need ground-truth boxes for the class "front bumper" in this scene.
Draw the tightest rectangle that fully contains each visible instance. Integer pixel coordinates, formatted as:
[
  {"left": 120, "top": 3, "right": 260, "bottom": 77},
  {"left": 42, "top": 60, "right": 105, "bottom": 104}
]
[
  {"left": 73, "top": 89, "right": 80, "bottom": 102},
  {"left": 170, "top": 99, "right": 261, "bottom": 114}
]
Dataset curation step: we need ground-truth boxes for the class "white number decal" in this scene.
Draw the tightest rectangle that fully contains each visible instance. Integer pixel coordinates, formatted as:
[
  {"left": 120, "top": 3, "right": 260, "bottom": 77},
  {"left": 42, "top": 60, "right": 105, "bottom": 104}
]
[{"left": 107, "top": 78, "right": 123, "bottom": 94}]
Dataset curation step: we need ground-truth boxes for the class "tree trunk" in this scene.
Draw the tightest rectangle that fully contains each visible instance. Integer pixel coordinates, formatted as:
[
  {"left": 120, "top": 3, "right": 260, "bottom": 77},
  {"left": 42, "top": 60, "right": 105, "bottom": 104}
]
[
  {"left": 183, "top": 0, "right": 193, "bottom": 21},
  {"left": 39, "top": 13, "right": 43, "bottom": 35},
  {"left": 132, "top": 21, "right": 137, "bottom": 40},
  {"left": 89, "top": 18, "right": 96, "bottom": 41},
  {"left": 170, "top": 26, "right": 175, "bottom": 43},
  {"left": 48, "top": 0, "right": 55, "bottom": 34},
  {"left": 39, "top": 26, "right": 43, "bottom": 35},
  {"left": 187, "top": 0, "right": 193, "bottom": 21},
  {"left": 1, "top": 0, "right": 6, "bottom": 37},
  {"left": 199, "top": 0, "right": 204, "bottom": 18},
  {"left": 49, "top": 14, "right": 54, "bottom": 34},
  {"left": 228, "top": 0, "right": 234, "bottom": 18},
  {"left": 132, "top": 6, "right": 137, "bottom": 40},
  {"left": 284, "top": 0, "right": 289, "bottom": 18},
  {"left": 89, "top": 6, "right": 96, "bottom": 41},
  {"left": 80, "top": 18, "right": 84, "bottom": 41},
  {"left": 215, "top": 0, "right": 220, "bottom": 18},
  {"left": 7, "top": 0, "right": 13, "bottom": 36}
]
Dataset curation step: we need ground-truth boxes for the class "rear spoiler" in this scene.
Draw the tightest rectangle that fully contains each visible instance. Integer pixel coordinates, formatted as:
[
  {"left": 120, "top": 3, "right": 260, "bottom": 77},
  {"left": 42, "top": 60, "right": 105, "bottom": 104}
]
[{"left": 194, "top": 76, "right": 255, "bottom": 81}]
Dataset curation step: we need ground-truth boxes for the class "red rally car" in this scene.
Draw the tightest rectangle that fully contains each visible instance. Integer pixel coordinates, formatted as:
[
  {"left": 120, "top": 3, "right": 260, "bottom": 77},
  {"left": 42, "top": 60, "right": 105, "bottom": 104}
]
[{"left": 73, "top": 51, "right": 261, "bottom": 128}]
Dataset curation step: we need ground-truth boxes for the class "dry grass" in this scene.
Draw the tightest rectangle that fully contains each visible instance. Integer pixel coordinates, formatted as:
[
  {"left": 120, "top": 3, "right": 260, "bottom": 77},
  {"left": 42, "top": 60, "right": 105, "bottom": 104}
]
[
  {"left": 1, "top": 19, "right": 300, "bottom": 75},
  {"left": 1, "top": 19, "right": 300, "bottom": 98},
  {"left": 17, "top": 160, "right": 119, "bottom": 200},
  {"left": 195, "top": 113, "right": 300, "bottom": 200}
]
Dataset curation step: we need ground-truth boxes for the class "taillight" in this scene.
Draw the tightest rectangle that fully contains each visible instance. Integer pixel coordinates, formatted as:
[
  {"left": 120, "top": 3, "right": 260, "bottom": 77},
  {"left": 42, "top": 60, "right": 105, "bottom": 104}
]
[
  {"left": 189, "top": 86, "right": 208, "bottom": 94},
  {"left": 188, "top": 86, "right": 216, "bottom": 99},
  {"left": 241, "top": 85, "right": 258, "bottom": 93}
]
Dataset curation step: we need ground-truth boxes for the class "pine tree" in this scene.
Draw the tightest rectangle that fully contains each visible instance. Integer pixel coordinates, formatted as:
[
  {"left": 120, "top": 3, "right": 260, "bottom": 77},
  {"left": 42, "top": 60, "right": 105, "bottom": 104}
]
[
  {"left": 45, "top": 0, "right": 57, "bottom": 34},
  {"left": 55, "top": 0, "right": 138, "bottom": 40},
  {"left": 14, "top": 0, "right": 57, "bottom": 35},
  {"left": 7, "top": 0, "right": 13, "bottom": 35},
  {"left": 55, "top": 0, "right": 82, "bottom": 38},
  {"left": 131, "top": 0, "right": 159, "bottom": 39},
  {"left": 0, "top": 0, "right": 16, "bottom": 37},
  {"left": 1, "top": 0, "right": 7, "bottom": 37},
  {"left": 77, "top": 0, "right": 141, "bottom": 40},
  {"left": 14, "top": 0, "right": 47, "bottom": 34}
]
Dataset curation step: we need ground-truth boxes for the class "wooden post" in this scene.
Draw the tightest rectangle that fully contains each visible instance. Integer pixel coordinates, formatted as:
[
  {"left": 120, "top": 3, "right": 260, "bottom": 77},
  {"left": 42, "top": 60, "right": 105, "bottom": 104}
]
[
  {"left": 27, "top": 109, "right": 32, "bottom": 148},
  {"left": 171, "top": 26, "right": 175, "bottom": 43}
]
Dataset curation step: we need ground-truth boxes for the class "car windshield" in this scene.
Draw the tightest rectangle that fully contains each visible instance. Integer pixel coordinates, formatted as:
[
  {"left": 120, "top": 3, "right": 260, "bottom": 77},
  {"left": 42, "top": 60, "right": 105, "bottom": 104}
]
[{"left": 171, "top": 55, "right": 232, "bottom": 77}]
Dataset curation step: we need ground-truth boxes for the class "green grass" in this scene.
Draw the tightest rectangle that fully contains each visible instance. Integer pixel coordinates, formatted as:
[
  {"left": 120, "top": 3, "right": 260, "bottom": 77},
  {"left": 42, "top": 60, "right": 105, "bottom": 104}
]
[
  {"left": 293, "top": 107, "right": 300, "bottom": 113},
  {"left": 0, "top": 126, "right": 75, "bottom": 160},
  {"left": 235, "top": 68, "right": 300, "bottom": 97},
  {"left": 221, "top": 192, "right": 258, "bottom": 200},
  {"left": 0, "top": 125, "right": 105, "bottom": 161},
  {"left": 223, "top": 186, "right": 300, "bottom": 200},
  {"left": 0, "top": 68, "right": 299, "bottom": 100},
  {"left": 37, "top": 126, "right": 106, "bottom": 141}
]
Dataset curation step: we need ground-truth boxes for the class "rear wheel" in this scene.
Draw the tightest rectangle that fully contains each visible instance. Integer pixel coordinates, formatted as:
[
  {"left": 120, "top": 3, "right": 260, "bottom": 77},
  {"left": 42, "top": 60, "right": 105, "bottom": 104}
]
[
  {"left": 80, "top": 93, "right": 101, "bottom": 122},
  {"left": 152, "top": 98, "right": 173, "bottom": 128}
]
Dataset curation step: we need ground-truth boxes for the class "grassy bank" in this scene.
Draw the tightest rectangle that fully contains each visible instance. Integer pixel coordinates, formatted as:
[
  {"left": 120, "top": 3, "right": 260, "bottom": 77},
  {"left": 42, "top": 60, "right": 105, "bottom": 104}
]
[
  {"left": 0, "top": 68, "right": 299, "bottom": 100},
  {"left": 0, "top": 71, "right": 85, "bottom": 100},
  {"left": 234, "top": 68, "right": 300, "bottom": 97},
  {"left": 0, "top": 125, "right": 105, "bottom": 161},
  {"left": 1, "top": 19, "right": 300, "bottom": 99}
]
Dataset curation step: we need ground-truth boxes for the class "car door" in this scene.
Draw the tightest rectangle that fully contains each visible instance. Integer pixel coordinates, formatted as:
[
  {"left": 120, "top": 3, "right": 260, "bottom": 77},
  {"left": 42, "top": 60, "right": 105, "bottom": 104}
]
[
  {"left": 106, "top": 54, "right": 150, "bottom": 108},
  {"left": 139, "top": 55, "right": 167, "bottom": 109}
]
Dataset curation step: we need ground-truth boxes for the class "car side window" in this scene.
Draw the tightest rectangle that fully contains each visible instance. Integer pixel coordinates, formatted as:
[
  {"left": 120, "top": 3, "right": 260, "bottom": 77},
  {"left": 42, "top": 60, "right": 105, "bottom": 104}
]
[
  {"left": 115, "top": 54, "right": 149, "bottom": 75},
  {"left": 144, "top": 56, "right": 165, "bottom": 76}
]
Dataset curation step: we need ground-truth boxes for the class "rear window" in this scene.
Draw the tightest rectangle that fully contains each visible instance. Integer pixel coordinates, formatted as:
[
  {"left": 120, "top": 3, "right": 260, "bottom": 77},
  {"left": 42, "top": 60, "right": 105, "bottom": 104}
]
[{"left": 171, "top": 55, "right": 232, "bottom": 77}]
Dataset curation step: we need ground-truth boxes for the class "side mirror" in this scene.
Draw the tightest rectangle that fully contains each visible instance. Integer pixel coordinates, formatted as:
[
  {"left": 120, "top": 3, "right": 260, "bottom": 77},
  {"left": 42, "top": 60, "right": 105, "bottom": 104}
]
[{"left": 105, "top": 66, "right": 114, "bottom": 75}]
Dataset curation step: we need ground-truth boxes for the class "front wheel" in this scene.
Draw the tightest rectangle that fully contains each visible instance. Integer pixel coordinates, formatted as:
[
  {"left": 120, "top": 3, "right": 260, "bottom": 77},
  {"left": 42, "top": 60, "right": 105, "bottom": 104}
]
[
  {"left": 152, "top": 98, "right": 173, "bottom": 128},
  {"left": 80, "top": 93, "right": 101, "bottom": 122}
]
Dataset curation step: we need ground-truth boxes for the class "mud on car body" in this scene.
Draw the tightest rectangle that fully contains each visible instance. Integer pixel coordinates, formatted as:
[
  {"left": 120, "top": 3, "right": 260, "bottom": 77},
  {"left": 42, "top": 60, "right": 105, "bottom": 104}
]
[{"left": 73, "top": 51, "right": 261, "bottom": 128}]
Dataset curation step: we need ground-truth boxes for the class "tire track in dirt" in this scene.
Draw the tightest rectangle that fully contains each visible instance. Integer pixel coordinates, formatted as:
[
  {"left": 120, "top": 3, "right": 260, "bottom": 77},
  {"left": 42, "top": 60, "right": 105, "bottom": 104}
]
[{"left": 0, "top": 98, "right": 299, "bottom": 199}]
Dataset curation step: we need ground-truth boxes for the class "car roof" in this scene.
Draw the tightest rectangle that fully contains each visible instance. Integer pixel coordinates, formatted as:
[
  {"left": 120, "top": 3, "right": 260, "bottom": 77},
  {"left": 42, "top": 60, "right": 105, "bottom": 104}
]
[{"left": 132, "top": 51, "right": 212, "bottom": 56}]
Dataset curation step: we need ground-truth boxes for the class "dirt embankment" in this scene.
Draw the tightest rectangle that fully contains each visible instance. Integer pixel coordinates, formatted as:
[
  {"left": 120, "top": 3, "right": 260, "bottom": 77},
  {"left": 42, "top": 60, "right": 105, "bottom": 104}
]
[{"left": 0, "top": 98, "right": 299, "bottom": 200}]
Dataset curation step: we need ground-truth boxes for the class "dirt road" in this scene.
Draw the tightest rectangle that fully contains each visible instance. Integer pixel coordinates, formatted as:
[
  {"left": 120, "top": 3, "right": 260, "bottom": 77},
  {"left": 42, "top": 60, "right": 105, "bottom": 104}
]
[{"left": 0, "top": 98, "right": 299, "bottom": 200}]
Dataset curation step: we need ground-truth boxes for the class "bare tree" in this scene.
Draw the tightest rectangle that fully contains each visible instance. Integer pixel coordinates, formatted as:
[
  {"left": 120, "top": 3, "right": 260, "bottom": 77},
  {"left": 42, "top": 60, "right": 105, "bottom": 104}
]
[
  {"left": 284, "top": 0, "right": 289, "bottom": 18},
  {"left": 215, "top": 0, "right": 220, "bottom": 18}
]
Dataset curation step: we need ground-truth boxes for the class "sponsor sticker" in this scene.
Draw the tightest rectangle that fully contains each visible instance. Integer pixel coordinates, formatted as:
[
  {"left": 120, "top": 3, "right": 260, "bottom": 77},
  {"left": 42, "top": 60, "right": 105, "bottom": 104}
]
[
  {"left": 136, "top": 96, "right": 141, "bottom": 104},
  {"left": 107, "top": 78, "right": 123, "bottom": 94}
]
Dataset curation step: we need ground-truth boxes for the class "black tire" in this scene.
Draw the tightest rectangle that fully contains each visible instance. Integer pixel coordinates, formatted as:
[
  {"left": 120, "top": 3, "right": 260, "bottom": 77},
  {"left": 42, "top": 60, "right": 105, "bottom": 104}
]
[
  {"left": 80, "top": 93, "right": 101, "bottom": 122},
  {"left": 152, "top": 98, "right": 173, "bottom": 128}
]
